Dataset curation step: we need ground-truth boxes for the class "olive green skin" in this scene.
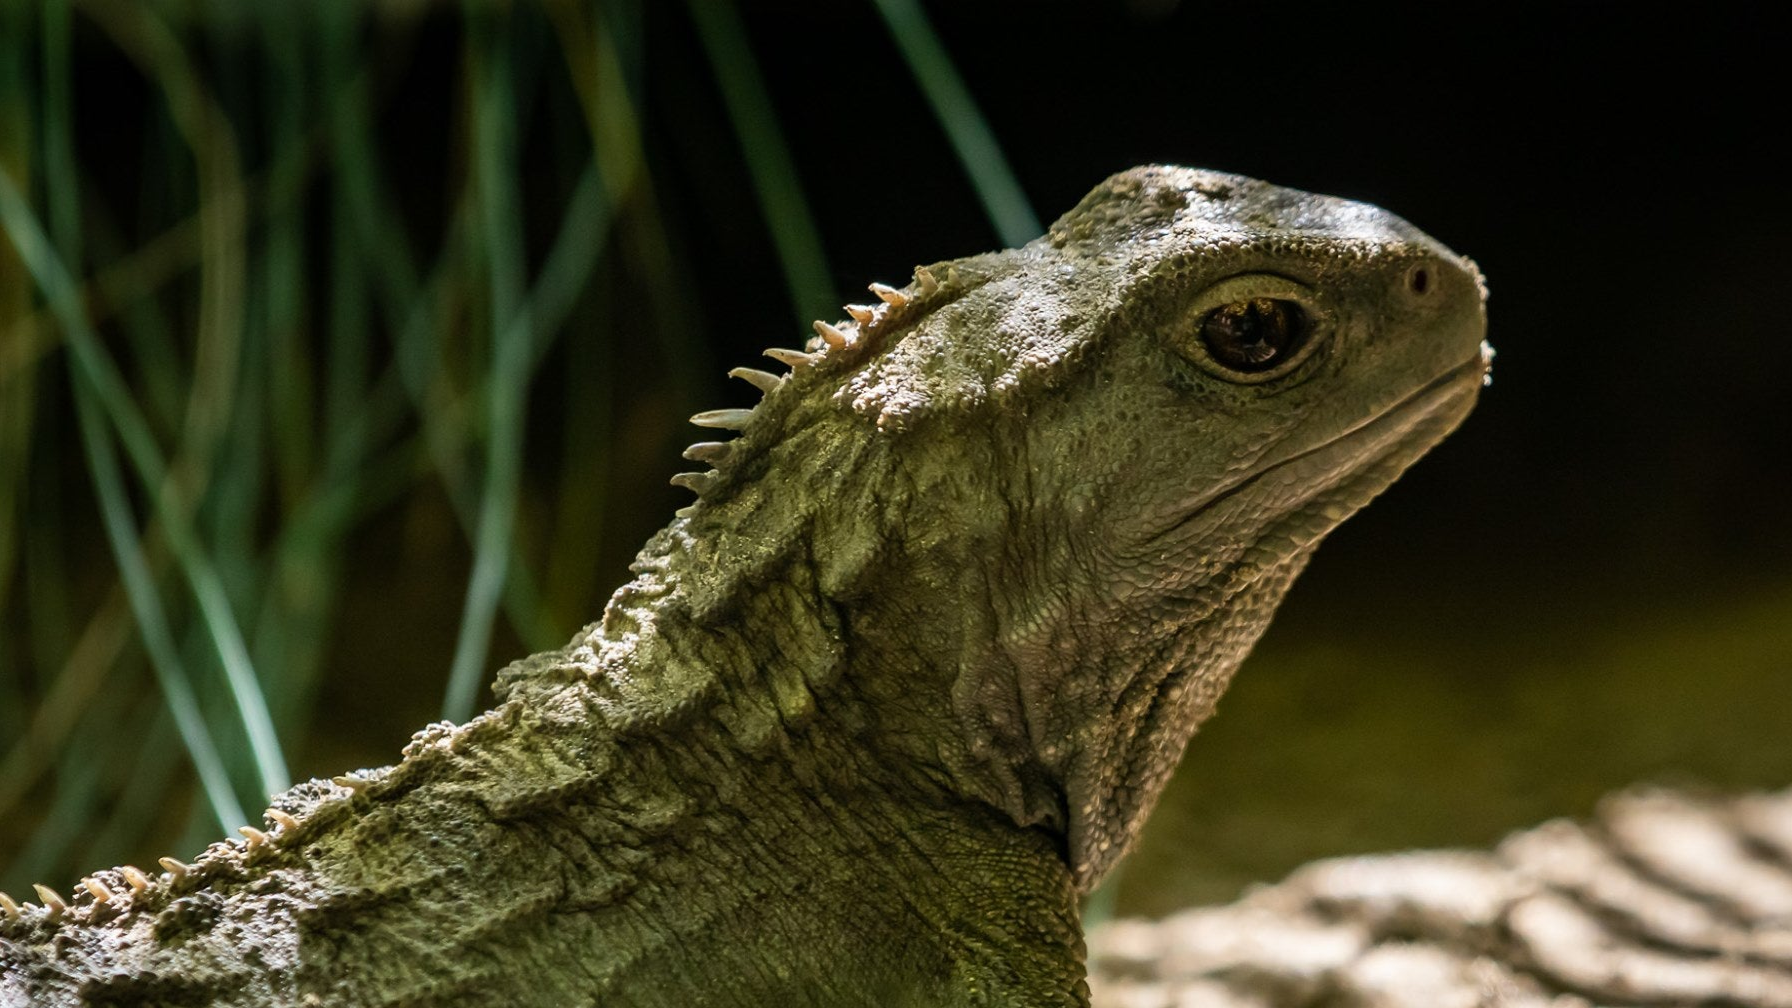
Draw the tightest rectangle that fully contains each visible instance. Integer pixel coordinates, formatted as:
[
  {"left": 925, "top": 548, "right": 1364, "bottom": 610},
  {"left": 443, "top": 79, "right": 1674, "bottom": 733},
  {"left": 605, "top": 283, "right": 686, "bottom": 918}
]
[{"left": 0, "top": 166, "right": 1487, "bottom": 1007}]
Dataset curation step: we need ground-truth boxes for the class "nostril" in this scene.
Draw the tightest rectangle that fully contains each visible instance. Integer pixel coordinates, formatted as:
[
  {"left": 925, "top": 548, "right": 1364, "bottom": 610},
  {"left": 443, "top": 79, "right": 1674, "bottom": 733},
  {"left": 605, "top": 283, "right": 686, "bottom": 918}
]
[{"left": 1406, "top": 262, "right": 1432, "bottom": 295}]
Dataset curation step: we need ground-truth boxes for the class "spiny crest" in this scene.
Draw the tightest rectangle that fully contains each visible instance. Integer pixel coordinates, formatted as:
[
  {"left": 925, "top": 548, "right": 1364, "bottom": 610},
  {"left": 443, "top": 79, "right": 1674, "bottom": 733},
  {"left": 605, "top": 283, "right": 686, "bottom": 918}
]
[
  {"left": 0, "top": 766, "right": 394, "bottom": 936},
  {"left": 4, "top": 864, "right": 165, "bottom": 931},
  {"left": 667, "top": 263, "right": 954, "bottom": 517},
  {"left": 728, "top": 367, "right": 783, "bottom": 395},
  {"left": 119, "top": 865, "right": 152, "bottom": 894},
  {"left": 31, "top": 884, "right": 65, "bottom": 918},
  {"left": 763, "top": 347, "right": 816, "bottom": 369},
  {"left": 681, "top": 441, "right": 730, "bottom": 466}
]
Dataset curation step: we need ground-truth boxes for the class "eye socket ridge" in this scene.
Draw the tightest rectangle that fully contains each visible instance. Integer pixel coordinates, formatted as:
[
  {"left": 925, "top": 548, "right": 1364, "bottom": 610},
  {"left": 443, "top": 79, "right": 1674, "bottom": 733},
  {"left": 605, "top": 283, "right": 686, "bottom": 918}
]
[{"left": 1173, "top": 273, "right": 1326, "bottom": 384}]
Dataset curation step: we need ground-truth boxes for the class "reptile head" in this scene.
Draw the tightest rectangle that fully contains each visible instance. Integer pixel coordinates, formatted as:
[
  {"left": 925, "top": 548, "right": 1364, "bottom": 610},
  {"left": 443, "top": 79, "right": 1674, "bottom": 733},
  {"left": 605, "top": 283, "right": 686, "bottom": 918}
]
[
  {"left": 985, "top": 166, "right": 1492, "bottom": 886},
  {"left": 614, "top": 165, "right": 1488, "bottom": 892}
]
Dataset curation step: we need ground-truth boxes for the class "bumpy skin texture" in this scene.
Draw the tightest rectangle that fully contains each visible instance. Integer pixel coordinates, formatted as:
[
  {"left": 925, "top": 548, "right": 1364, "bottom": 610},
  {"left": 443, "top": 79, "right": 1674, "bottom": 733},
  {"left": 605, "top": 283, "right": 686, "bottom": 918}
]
[
  {"left": 1088, "top": 788, "right": 1792, "bottom": 1008},
  {"left": 0, "top": 166, "right": 1488, "bottom": 1007}
]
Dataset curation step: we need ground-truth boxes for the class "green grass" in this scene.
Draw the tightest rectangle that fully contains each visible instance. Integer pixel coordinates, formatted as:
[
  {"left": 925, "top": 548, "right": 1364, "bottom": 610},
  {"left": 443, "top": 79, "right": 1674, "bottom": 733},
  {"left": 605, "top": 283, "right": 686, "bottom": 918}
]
[{"left": 0, "top": 0, "right": 1033, "bottom": 900}]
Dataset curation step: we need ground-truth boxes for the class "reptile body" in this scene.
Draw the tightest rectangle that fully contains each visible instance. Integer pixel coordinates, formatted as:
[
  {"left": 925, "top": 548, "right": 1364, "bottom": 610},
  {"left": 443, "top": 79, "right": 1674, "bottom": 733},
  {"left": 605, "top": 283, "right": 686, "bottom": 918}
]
[{"left": 0, "top": 166, "right": 1489, "bottom": 1006}]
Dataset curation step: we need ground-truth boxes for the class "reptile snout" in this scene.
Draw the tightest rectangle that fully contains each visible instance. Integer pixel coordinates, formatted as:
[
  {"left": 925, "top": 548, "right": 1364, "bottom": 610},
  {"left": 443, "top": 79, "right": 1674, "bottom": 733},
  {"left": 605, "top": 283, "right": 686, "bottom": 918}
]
[{"left": 1389, "top": 240, "right": 1490, "bottom": 387}]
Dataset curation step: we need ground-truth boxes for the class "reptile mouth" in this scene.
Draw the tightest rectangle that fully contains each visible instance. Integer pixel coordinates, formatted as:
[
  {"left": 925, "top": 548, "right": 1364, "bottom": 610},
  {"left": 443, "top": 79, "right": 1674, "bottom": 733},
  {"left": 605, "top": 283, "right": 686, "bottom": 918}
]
[
  {"left": 1153, "top": 345, "right": 1488, "bottom": 548},
  {"left": 1261, "top": 345, "right": 1488, "bottom": 487}
]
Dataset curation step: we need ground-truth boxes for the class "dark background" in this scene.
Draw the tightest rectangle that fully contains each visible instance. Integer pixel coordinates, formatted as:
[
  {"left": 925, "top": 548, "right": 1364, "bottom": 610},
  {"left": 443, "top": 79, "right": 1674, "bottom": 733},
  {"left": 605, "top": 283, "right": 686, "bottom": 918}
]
[{"left": 2, "top": 1, "right": 1787, "bottom": 915}]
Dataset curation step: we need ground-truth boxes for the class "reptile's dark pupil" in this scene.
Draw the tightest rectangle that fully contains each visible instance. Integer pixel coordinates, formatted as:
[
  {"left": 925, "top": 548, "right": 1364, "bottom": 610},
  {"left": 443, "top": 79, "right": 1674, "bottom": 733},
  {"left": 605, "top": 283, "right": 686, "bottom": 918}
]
[{"left": 1199, "top": 298, "right": 1308, "bottom": 373}]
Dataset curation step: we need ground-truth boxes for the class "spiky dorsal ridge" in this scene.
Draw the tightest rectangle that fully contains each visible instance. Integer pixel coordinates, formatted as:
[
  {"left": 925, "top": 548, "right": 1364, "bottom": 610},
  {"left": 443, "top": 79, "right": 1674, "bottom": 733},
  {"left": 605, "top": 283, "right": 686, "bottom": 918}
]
[
  {"left": 0, "top": 263, "right": 964, "bottom": 941},
  {"left": 0, "top": 704, "right": 523, "bottom": 937},
  {"left": 667, "top": 262, "right": 964, "bottom": 517}
]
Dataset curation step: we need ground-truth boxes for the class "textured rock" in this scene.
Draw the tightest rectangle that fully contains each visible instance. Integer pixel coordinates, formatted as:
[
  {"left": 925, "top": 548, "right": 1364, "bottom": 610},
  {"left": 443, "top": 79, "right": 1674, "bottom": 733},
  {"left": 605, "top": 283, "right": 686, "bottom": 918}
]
[{"left": 1090, "top": 788, "right": 1792, "bottom": 1008}]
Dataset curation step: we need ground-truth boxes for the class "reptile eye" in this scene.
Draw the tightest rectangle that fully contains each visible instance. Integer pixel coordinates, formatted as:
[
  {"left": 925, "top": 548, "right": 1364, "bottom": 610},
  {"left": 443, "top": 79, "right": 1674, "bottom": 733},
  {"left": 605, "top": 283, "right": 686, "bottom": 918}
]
[
  {"left": 1174, "top": 274, "right": 1323, "bottom": 384},
  {"left": 1198, "top": 298, "right": 1309, "bottom": 373}
]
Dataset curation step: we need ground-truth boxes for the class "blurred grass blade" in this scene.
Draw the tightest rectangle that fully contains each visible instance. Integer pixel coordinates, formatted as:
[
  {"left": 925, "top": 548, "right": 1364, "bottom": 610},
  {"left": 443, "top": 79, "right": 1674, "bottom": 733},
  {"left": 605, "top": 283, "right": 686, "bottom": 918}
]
[
  {"left": 81, "top": 0, "right": 249, "bottom": 500},
  {"left": 684, "top": 0, "right": 832, "bottom": 323},
  {"left": 0, "top": 167, "right": 289, "bottom": 800},
  {"left": 443, "top": 16, "right": 534, "bottom": 723},
  {"left": 550, "top": 0, "right": 712, "bottom": 404},
  {"left": 317, "top": 9, "right": 559, "bottom": 656},
  {"left": 64, "top": 4, "right": 286, "bottom": 803},
  {"left": 868, "top": 0, "right": 1040, "bottom": 245},
  {"left": 69, "top": 367, "right": 247, "bottom": 835},
  {"left": 0, "top": 590, "right": 130, "bottom": 824},
  {"left": 79, "top": 702, "right": 180, "bottom": 871},
  {"left": 530, "top": 159, "right": 611, "bottom": 632},
  {"left": 0, "top": 0, "right": 35, "bottom": 716},
  {"left": 6, "top": 689, "right": 122, "bottom": 886},
  {"left": 526, "top": 160, "right": 609, "bottom": 369}
]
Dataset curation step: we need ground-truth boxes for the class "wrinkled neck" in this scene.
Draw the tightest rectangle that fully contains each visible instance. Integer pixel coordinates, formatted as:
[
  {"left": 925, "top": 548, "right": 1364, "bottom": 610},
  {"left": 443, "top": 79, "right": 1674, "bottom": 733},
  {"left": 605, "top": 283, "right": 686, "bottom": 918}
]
[
  {"left": 573, "top": 527, "right": 848, "bottom": 742},
  {"left": 565, "top": 503, "right": 1063, "bottom": 840},
  {"left": 491, "top": 532, "right": 1090, "bottom": 1003}
]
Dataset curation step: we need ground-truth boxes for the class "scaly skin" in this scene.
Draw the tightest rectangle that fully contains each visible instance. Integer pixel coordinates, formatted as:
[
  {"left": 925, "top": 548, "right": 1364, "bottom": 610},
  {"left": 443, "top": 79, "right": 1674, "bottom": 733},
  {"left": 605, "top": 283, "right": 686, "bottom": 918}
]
[{"left": 0, "top": 166, "right": 1489, "bottom": 1006}]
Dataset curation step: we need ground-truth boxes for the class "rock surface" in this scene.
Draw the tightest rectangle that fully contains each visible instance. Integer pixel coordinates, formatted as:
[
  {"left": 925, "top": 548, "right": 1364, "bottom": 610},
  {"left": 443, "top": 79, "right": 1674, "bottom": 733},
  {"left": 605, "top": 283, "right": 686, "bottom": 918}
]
[{"left": 1090, "top": 788, "right": 1792, "bottom": 1007}]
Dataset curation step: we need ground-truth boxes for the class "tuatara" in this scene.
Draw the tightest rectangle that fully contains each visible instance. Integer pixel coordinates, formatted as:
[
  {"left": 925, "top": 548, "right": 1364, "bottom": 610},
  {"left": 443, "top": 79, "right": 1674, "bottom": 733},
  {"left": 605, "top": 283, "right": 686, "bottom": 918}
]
[{"left": 0, "top": 165, "right": 1489, "bottom": 1007}]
